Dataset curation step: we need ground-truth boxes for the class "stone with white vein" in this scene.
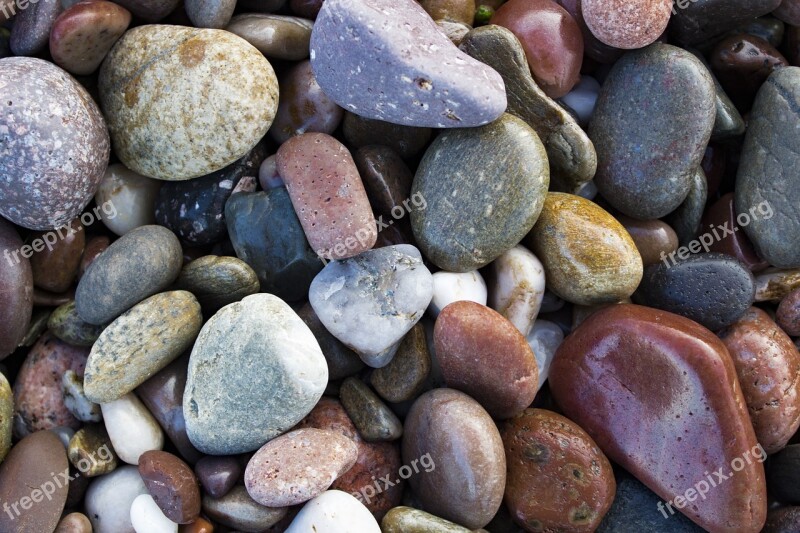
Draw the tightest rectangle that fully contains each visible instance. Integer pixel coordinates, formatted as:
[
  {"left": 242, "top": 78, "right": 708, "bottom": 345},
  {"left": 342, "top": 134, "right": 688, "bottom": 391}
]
[{"left": 488, "top": 245, "right": 546, "bottom": 336}]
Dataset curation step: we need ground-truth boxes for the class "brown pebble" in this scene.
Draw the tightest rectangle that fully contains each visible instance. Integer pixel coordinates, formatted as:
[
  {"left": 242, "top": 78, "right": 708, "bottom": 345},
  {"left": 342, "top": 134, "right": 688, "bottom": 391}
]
[
  {"left": 778, "top": 288, "right": 800, "bottom": 337},
  {"left": 139, "top": 450, "right": 202, "bottom": 524},
  {"left": 29, "top": 218, "right": 85, "bottom": 293},
  {"left": 55, "top": 512, "right": 93, "bottom": 533},
  {"left": 616, "top": 214, "right": 679, "bottom": 268}
]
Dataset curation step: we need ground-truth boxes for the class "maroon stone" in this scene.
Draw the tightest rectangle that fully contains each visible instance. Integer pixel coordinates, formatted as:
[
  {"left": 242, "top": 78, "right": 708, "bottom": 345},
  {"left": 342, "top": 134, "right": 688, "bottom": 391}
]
[
  {"left": 700, "top": 193, "right": 769, "bottom": 272},
  {"left": 777, "top": 288, "right": 800, "bottom": 337},
  {"left": 139, "top": 450, "right": 201, "bottom": 524}
]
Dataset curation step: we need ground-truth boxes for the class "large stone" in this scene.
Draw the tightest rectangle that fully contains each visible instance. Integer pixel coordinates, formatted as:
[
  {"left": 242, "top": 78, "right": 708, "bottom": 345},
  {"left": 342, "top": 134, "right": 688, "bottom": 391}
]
[{"left": 0, "top": 218, "right": 33, "bottom": 358}]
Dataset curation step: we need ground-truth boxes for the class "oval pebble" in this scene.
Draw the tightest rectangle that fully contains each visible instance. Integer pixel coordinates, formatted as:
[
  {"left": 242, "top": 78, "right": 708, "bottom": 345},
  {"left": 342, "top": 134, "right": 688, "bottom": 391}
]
[
  {"left": 138, "top": 450, "right": 201, "bottom": 524},
  {"left": 130, "top": 493, "right": 178, "bottom": 533},
  {"left": 102, "top": 392, "right": 164, "bottom": 464},
  {"left": 285, "top": 490, "right": 380, "bottom": 532}
]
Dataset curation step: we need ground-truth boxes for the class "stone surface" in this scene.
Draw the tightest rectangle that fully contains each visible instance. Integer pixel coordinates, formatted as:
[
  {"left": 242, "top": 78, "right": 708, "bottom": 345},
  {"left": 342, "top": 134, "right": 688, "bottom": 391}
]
[
  {"left": 0, "top": 374, "right": 10, "bottom": 462},
  {"left": 778, "top": 288, "right": 800, "bottom": 336},
  {"left": 102, "top": 392, "right": 164, "bottom": 464},
  {"left": 763, "top": 506, "right": 800, "bottom": 533},
  {"left": 174, "top": 255, "right": 260, "bottom": 314},
  {"left": 68, "top": 424, "right": 117, "bottom": 477},
  {"left": 736, "top": 67, "right": 800, "bottom": 268},
  {"left": 226, "top": 14, "right": 313, "bottom": 60},
  {"left": 665, "top": 166, "right": 707, "bottom": 247},
  {"left": 76, "top": 225, "right": 183, "bottom": 325},
  {"left": 527, "top": 319, "right": 563, "bottom": 390},
  {"left": 487, "top": 244, "right": 545, "bottom": 335},
  {"left": 79, "top": 235, "right": 110, "bottom": 280},
  {"left": 460, "top": 25, "right": 595, "bottom": 193},
  {"left": 420, "top": 0, "right": 474, "bottom": 24},
  {"left": 342, "top": 113, "right": 432, "bottom": 159},
  {"left": 285, "top": 490, "right": 380, "bottom": 532},
  {"left": 0, "top": 57, "right": 110, "bottom": 230},
  {"left": 582, "top": 0, "right": 670, "bottom": 49},
  {"left": 340, "top": 378, "right": 403, "bottom": 441},
  {"left": 9, "top": 0, "right": 62, "bottom": 55},
  {"left": 184, "top": 294, "right": 327, "bottom": 455},
  {"left": 669, "top": 0, "right": 781, "bottom": 45},
  {"left": 29, "top": 218, "right": 84, "bottom": 293},
  {"left": 139, "top": 450, "right": 201, "bottom": 523},
  {"left": 85, "top": 465, "right": 148, "bottom": 533},
  {"left": 353, "top": 145, "right": 413, "bottom": 217},
  {"left": 99, "top": 25, "right": 278, "bottom": 181},
  {"left": 371, "top": 324, "right": 431, "bottom": 403},
  {"left": 309, "top": 245, "right": 433, "bottom": 367},
  {"left": 202, "top": 485, "right": 287, "bottom": 531},
  {"left": 112, "top": 0, "right": 179, "bottom": 20},
  {"left": 56, "top": 513, "right": 94, "bottom": 533},
  {"left": 0, "top": 218, "right": 33, "bottom": 358},
  {"left": 195, "top": 455, "right": 241, "bottom": 498},
  {"left": 381, "top": 507, "right": 473, "bottom": 532},
  {"left": 411, "top": 113, "right": 549, "bottom": 271},
  {"left": 526, "top": 193, "right": 642, "bottom": 306},
  {"left": 768, "top": 445, "right": 800, "bottom": 503},
  {"left": 549, "top": 304, "right": 767, "bottom": 533},
  {"left": 297, "top": 303, "right": 365, "bottom": 380},
  {"left": 403, "top": 388, "right": 505, "bottom": 529},
  {"left": 95, "top": 164, "right": 161, "bottom": 236},
  {"left": 589, "top": 44, "right": 715, "bottom": 219},
  {"left": 617, "top": 215, "right": 679, "bottom": 268},
  {"left": 130, "top": 494, "right": 178, "bottom": 533},
  {"left": 428, "top": 270, "right": 487, "bottom": 317},
  {"left": 699, "top": 192, "right": 768, "bottom": 272},
  {"left": 310, "top": 0, "right": 506, "bottom": 128},
  {"left": 755, "top": 269, "right": 800, "bottom": 302},
  {"left": 185, "top": 0, "right": 235, "bottom": 28},
  {"left": 62, "top": 370, "right": 102, "bottom": 422}
]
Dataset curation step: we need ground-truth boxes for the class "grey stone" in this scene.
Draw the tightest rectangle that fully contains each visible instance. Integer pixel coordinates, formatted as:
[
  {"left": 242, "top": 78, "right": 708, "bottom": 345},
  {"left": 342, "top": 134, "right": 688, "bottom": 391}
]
[
  {"left": 666, "top": 167, "right": 708, "bottom": 246},
  {"left": 185, "top": 0, "right": 235, "bottom": 28},
  {"left": 62, "top": 370, "right": 102, "bottom": 423},
  {"left": 670, "top": 0, "right": 781, "bottom": 45},
  {"left": 9, "top": 0, "right": 61, "bottom": 55},
  {"left": 340, "top": 378, "right": 403, "bottom": 441},
  {"left": 203, "top": 486, "right": 287, "bottom": 531}
]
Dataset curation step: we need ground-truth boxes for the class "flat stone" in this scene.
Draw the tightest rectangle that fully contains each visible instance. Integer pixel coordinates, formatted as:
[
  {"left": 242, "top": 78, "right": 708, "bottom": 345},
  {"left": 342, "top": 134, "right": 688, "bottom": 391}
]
[
  {"left": 102, "top": 393, "right": 164, "bottom": 465},
  {"left": 185, "top": 0, "right": 235, "bottom": 28},
  {"left": 582, "top": 0, "right": 671, "bottom": 49},
  {"left": 202, "top": 486, "right": 287, "bottom": 531},
  {"left": 371, "top": 323, "right": 431, "bottom": 403},
  {"left": 62, "top": 369, "right": 102, "bottom": 422},
  {"left": 310, "top": 0, "right": 506, "bottom": 128},
  {"left": 226, "top": 14, "right": 313, "bottom": 60},
  {"left": 84, "top": 465, "right": 148, "bottom": 533},
  {"left": 0, "top": 218, "right": 33, "bottom": 357},
  {"left": 139, "top": 450, "right": 201, "bottom": 523},
  {"left": 68, "top": 424, "right": 118, "bottom": 477},
  {"left": 285, "top": 490, "right": 380, "bottom": 532},
  {"left": 174, "top": 255, "right": 260, "bottom": 315},
  {"left": 411, "top": 113, "right": 549, "bottom": 271},
  {"left": 95, "top": 164, "right": 162, "bottom": 237},
  {"left": 194, "top": 455, "right": 241, "bottom": 499},
  {"left": 381, "top": 507, "right": 473, "bottom": 532},
  {"left": 486, "top": 244, "right": 545, "bottom": 335},
  {"left": 340, "top": 378, "right": 403, "bottom": 441},
  {"left": 184, "top": 294, "right": 327, "bottom": 455}
]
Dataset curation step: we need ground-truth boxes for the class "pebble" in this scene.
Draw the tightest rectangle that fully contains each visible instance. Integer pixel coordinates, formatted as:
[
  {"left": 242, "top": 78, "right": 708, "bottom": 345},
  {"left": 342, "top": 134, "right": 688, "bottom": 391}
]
[
  {"left": 62, "top": 369, "right": 102, "bottom": 422},
  {"left": 49, "top": 301, "right": 102, "bottom": 348},
  {"left": 491, "top": 0, "right": 583, "bottom": 98},
  {"left": 86, "top": 466, "right": 148, "bottom": 533},
  {"left": 131, "top": 493, "right": 178, "bottom": 533},
  {"left": 403, "top": 388, "right": 506, "bottom": 529},
  {"left": 549, "top": 304, "right": 767, "bottom": 532},
  {"left": 526, "top": 193, "right": 643, "bottom": 305},
  {"left": 486, "top": 245, "right": 545, "bottom": 335},
  {"left": 736, "top": 67, "right": 800, "bottom": 268},
  {"left": 669, "top": 0, "right": 781, "bottom": 45},
  {"left": 98, "top": 25, "right": 278, "bottom": 181},
  {"left": 0, "top": 430, "right": 69, "bottom": 533},
  {"left": 756, "top": 269, "right": 800, "bottom": 302},
  {"left": 632, "top": 253, "right": 755, "bottom": 331},
  {"left": 411, "top": 113, "right": 549, "bottom": 271},
  {"left": 195, "top": 455, "right": 241, "bottom": 498},
  {"left": 202, "top": 485, "right": 287, "bottom": 531},
  {"left": 764, "top": 506, "right": 800, "bottom": 533},
  {"left": 617, "top": 215, "right": 679, "bottom": 268},
  {"left": 29, "top": 218, "right": 84, "bottom": 293},
  {"left": 0, "top": 374, "right": 10, "bottom": 462},
  {"left": 428, "top": 270, "right": 487, "bottom": 317},
  {"left": 226, "top": 14, "right": 313, "bottom": 60},
  {"left": 437, "top": 19, "right": 471, "bottom": 45},
  {"left": 700, "top": 193, "right": 768, "bottom": 272},
  {"left": 778, "top": 288, "right": 800, "bottom": 336},
  {"left": 94, "top": 164, "right": 161, "bottom": 236},
  {"left": 84, "top": 291, "right": 202, "bottom": 403},
  {"left": 342, "top": 113, "right": 432, "bottom": 159},
  {"left": 420, "top": 0, "right": 474, "bottom": 24},
  {"left": 310, "top": 0, "right": 506, "bottom": 127},
  {"left": 13, "top": 332, "right": 87, "bottom": 437},
  {"left": 0, "top": 58, "right": 110, "bottom": 230},
  {"left": 297, "top": 304, "right": 365, "bottom": 380},
  {"left": 139, "top": 450, "right": 201, "bottom": 523},
  {"left": 184, "top": 294, "right": 327, "bottom": 455},
  {"left": 502, "top": 408, "right": 616, "bottom": 531},
  {"left": 76, "top": 225, "right": 183, "bottom": 325},
  {"left": 371, "top": 324, "right": 431, "bottom": 403},
  {"left": 775, "top": 0, "right": 800, "bottom": 25},
  {"left": 174, "top": 255, "right": 260, "bottom": 315},
  {"left": 718, "top": 307, "right": 800, "bottom": 454},
  {"left": 112, "top": 0, "right": 179, "bottom": 20},
  {"left": 68, "top": 424, "right": 118, "bottom": 477},
  {"left": 102, "top": 392, "right": 164, "bottom": 464},
  {"left": 665, "top": 167, "right": 707, "bottom": 247},
  {"left": 686, "top": 49, "right": 746, "bottom": 140},
  {"left": 582, "top": 0, "right": 670, "bottom": 49},
  {"left": 353, "top": 145, "right": 413, "bottom": 216},
  {"left": 309, "top": 245, "right": 433, "bottom": 367},
  {"left": 79, "top": 236, "right": 110, "bottom": 280},
  {"left": 9, "top": 0, "right": 62, "bottom": 55},
  {"left": 285, "top": 490, "right": 381, "bottom": 532},
  {"left": 0, "top": 218, "right": 33, "bottom": 357},
  {"left": 340, "top": 378, "right": 403, "bottom": 441},
  {"left": 382, "top": 506, "right": 473, "bottom": 532},
  {"left": 55, "top": 512, "right": 94, "bottom": 533},
  {"left": 185, "top": 0, "right": 235, "bottom": 28},
  {"left": 526, "top": 319, "right": 563, "bottom": 389},
  {"left": 589, "top": 44, "right": 715, "bottom": 219}
]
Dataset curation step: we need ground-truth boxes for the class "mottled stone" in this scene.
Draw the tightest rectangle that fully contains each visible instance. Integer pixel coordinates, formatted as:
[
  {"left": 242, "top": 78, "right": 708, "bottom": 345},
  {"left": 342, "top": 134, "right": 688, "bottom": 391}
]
[
  {"left": 62, "top": 369, "right": 102, "bottom": 422},
  {"left": 195, "top": 455, "right": 241, "bottom": 498},
  {"left": 487, "top": 244, "right": 545, "bottom": 335},
  {"left": 76, "top": 225, "right": 183, "bottom": 325},
  {"left": 420, "top": 0, "right": 474, "bottom": 24},
  {"left": 9, "top": 0, "right": 62, "bottom": 55},
  {"left": 202, "top": 485, "right": 287, "bottom": 531},
  {"left": 756, "top": 269, "right": 800, "bottom": 302},
  {"left": 0, "top": 58, "right": 110, "bottom": 230},
  {"left": 226, "top": 14, "right": 313, "bottom": 60},
  {"left": 85, "top": 465, "right": 148, "bottom": 533},
  {"left": 0, "top": 218, "right": 33, "bottom": 358},
  {"left": 340, "top": 378, "right": 403, "bottom": 441},
  {"left": 382, "top": 507, "right": 473, "bottom": 532},
  {"left": 342, "top": 113, "right": 432, "bottom": 159},
  {"left": 95, "top": 164, "right": 161, "bottom": 236},
  {"left": 669, "top": 0, "right": 781, "bottom": 45},
  {"left": 285, "top": 490, "right": 380, "bottom": 532},
  {"left": 68, "top": 424, "right": 118, "bottom": 477},
  {"left": 699, "top": 192, "right": 768, "bottom": 272},
  {"left": 297, "top": 304, "right": 365, "bottom": 380},
  {"left": 102, "top": 393, "right": 164, "bottom": 464},
  {"left": 185, "top": 0, "right": 235, "bottom": 28},
  {"left": 371, "top": 323, "right": 430, "bottom": 403},
  {"left": 139, "top": 450, "right": 201, "bottom": 523},
  {"left": 665, "top": 166, "right": 707, "bottom": 247},
  {"left": 460, "top": 25, "right": 596, "bottom": 192},
  {"left": 99, "top": 25, "right": 278, "bottom": 181},
  {"left": 582, "top": 0, "right": 670, "bottom": 49},
  {"left": 174, "top": 255, "right": 259, "bottom": 315},
  {"left": 310, "top": 0, "right": 506, "bottom": 128},
  {"left": 29, "top": 218, "right": 84, "bottom": 293}
]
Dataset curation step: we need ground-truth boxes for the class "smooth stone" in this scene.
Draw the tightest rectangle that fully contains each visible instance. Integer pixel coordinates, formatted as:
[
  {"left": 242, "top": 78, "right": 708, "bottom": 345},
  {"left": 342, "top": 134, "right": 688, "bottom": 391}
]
[
  {"left": 556, "top": 0, "right": 624, "bottom": 64},
  {"left": 79, "top": 235, "right": 110, "bottom": 280},
  {"left": 51, "top": 425, "right": 76, "bottom": 448},
  {"left": 582, "top": 0, "right": 670, "bottom": 49},
  {"left": 561, "top": 75, "right": 601, "bottom": 126},
  {"left": 290, "top": 0, "right": 322, "bottom": 18},
  {"left": 309, "top": 244, "right": 433, "bottom": 367},
  {"left": 226, "top": 14, "right": 312, "bottom": 60},
  {"left": 526, "top": 193, "right": 643, "bottom": 305},
  {"left": 669, "top": 0, "right": 781, "bottom": 45},
  {"left": 112, "top": 0, "right": 179, "bottom": 20},
  {"left": 589, "top": 44, "right": 715, "bottom": 219},
  {"left": 0, "top": 430, "right": 69, "bottom": 533},
  {"left": 297, "top": 303, "right": 365, "bottom": 380},
  {"left": 665, "top": 166, "right": 707, "bottom": 247},
  {"left": 549, "top": 304, "right": 767, "bottom": 533},
  {"left": 62, "top": 369, "right": 102, "bottom": 422},
  {"left": 737, "top": 67, "right": 800, "bottom": 268},
  {"left": 195, "top": 455, "right": 241, "bottom": 498},
  {"left": 202, "top": 485, "right": 287, "bottom": 532},
  {"left": 184, "top": 294, "right": 327, "bottom": 455},
  {"left": 86, "top": 466, "right": 148, "bottom": 533},
  {"left": 9, "top": 0, "right": 62, "bottom": 55},
  {"left": 764, "top": 506, "right": 800, "bottom": 533},
  {"left": 49, "top": 1, "right": 131, "bottom": 75},
  {"left": 371, "top": 323, "right": 431, "bottom": 403},
  {"left": 174, "top": 255, "right": 260, "bottom": 315},
  {"left": 778, "top": 288, "right": 800, "bottom": 336},
  {"left": 617, "top": 215, "right": 679, "bottom": 268},
  {"left": 382, "top": 507, "right": 473, "bottom": 532},
  {"left": 225, "top": 189, "right": 322, "bottom": 300},
  {"left": 99, "top": 25, "right": 278, "bottom": 181},
  {"left": 185, "top": 0, "right": 235, "bottom": 28},
  {"left": 768, "top": 445, "right": 800, "bottom": 503},
  {"left": 340, "top": 378, "right": 403, "bottom": 441},
  {"left": 687, "top": 49, "right": 746, "bottom": 140},
  {"left": 269, "top": 60, "right": 343, "bottom": 144},
  {"left": 0, "top": 374, "right": 10, "bottom": 462},
  {"left": 95, "top": 164, "right": 161, "bottom": 236},
  {"left": 245, "top": 428, "right": 358, "bottom": 506},
  {"left": 30, "top": 218, "right": 85, "bottom": 293},
  {"left": 310, "top": 0, "right": 506, "bottom": 128},
  {"left": 131, "top": 494, "right": 178, "bottom": 533},
  {"left": 775, "top": 0, "right": 800, "bottom": 24},
  {"left": 487, "top": 245, "right": 545, "bottom": 335},
  {"left": 33, "top": 287, "right": 74, "bottom": 307},
  {"left": 102, "top": 393, "right": 164, "bottom": 464},
  {"left": 412, "top": 113, "right": 549, "bottom": 271},
  {"left": 0, "top": 58, "right": 110, "bottom": 230},
  {"left": 526, "top": 319, "right": 563, "bottom": 390},
  {"left": 137, "top": 355, "right": 203, "bottom": 465},
  {"left": 286, "top": 490, "right": 380, "bottom": 532},
  {"left": 428, "top": 270, "right": 487, "bottom": 318},
  {"left": 68, "top": 424, "right": 118, "bottom": 477},
  {"left": 490, "top": 0, "right": 583, "bottom": 98},
  {"left": 404, "top": 389, "right": 505, "bottom": 528},
  {"left": 49, "top": 301, "right": 104, "bottom": 347},
  {"left": 700, "top": 192, "right": 769, "bottom": 271},
  {"left": 342, "top": 113, "right": 432, "bottom": 159},
  {"left": 276, "top": 133, "right": 376, "bottom": 260},
  {"left": 14, "top": 332, "right": 87, "bottom": 437},
  {"left": 18, "top": 308, "right": 50, "bottom": 348},
  {"left": 84, "top": 291, "right": 201, "bottom": 403},
  {"left": 459, "top": 25, "right": 594, "bottom": 193},
  {"left": 437, "top": 19, "right": 471, "bottom": 46},
  {"left": 420, "top": 0, "right": 474, "bottom": 24},
  {"left": 502, "top": 408, "right": 615, "bottom": 531},
  {"left": 718, "top": 307, "right": 800, "bottom": 453},
  {"left": 353, "top": 145, "right": 413, "bottom": 217},
  {"left": 76, "top": 225, "right": 182, "bottom": 325},
  {"left": 56, "top": 512, "right": 94, "bottom": 533},
  {"left": 139, "top": 450, "right": 201, "bottom": 523},
  {"left": 756, "top": 269, "right": 800, "bottom": 302},
  {"left": 258, "top": 155, "right": 283, "bottom": 190},
  {"left": 0, "top": 218, "right": 33, "bottom": 357},
  {"left": 733, "top": 16, "right": 785, "bottom": 47}
]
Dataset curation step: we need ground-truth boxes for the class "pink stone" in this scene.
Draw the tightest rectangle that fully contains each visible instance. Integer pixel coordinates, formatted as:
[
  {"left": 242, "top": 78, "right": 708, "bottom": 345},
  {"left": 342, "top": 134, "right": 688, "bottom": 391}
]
[{"left": 582, "top": 0, "right": 671, "bottom": 50}]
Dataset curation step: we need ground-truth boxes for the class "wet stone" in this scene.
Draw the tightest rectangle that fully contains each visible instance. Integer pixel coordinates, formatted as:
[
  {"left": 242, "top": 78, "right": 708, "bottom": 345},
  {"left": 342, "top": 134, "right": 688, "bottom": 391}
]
[
  {"left": 195, "top": 455, "right": 241, "bottom": 499},
  {"left": 62, "top": 369, "right": 102, "bottom": 423},
  {"left": 68, "top": 424, "right": 118, "bottom": 477},
  {"left": 371, "top": 323, "right": 431, "bottom": 403},
  {"left": 226, "top": 14, "right": 313, "bottom": 60}
]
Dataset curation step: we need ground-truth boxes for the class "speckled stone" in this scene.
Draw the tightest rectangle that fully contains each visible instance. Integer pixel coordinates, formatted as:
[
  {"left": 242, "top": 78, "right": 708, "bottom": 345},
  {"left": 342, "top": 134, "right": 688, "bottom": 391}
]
[
  {"left": 342, "top": 113, "right": 432, "bottom": 159},
  {"left": 0, "top": 218, "right": 33, "bottom": 358},
  {"left": 185, "top": 0, "right": 235, "bottom": 28},
  {"left": 755, "top": 269, "right": 800, "bottom": 302},
  {"left": 381, "top": 507, "right": 473, "bottom": 532},
  {"left": 736, "top": 67, "right": 800, "bottom": 268},
  {"left": 340, "top": 378, "right": 403, "bottom": 441},
  {"left": 139, "top": 450, "right": 201, "bottom": 523},
  {"left": 75, "top": 225, "right": 183, "bottom": 325},
  {"left": 0, "top": 57, "right": 110, "bottom": 230},
  {"left": 226, "top": 14, "right": 313, "bottom": 60},
  {"left": 310, "top": 0, "right": 506, "bottom": 128},
  {"left": 84, "top": 291, "right": 202, "bottom": 403},
  {"left": 98, "top": 25, "right": 279, "bottom": 181},
  {"left": 526, "top": 193, "right": 642, "bottom": 305},
  {"left": 202, "top": 486, "right": 288, "bottom": 531},
  {"left": 411, "top": 113, "right": 549, "bottom": 271},
  {"left": 0, "top": 374, "right": 11, "bottom": 463},
  {"left": 9, "top": 0, "right": 62, "bottom": 55},
  {"left": 62, "top": 369, "right": 102, "bottom": 422},
  {"left": 297, "top": 303, "right": 365, "bottom": 380},
  {"left": 371, "top": 323, "right": 431, "bottom": 403},
  {"left": 669, "top": 0, "right": 782, "bottom": 46},
  {"left": 174, "top": 255, "right": 260, "bottom": 315},
  {"left": 582, "top": 0, "right": 670, "bottom": 49},
  {"left": 556, "top": 0, "right": 624, "bottom": 64},
  {"left": 460, "top": 25, "right": 595, "bottom": 193},
  {"left": 94, "top": 164, "right": 161, "bottom": 236},
  {"left": 589, "top": 44, "right": 715, "bottom": 219},
  {"left": 184, "top": 294, "right": 328, "bottom": 455},
  {"left": 68, "top": 424, "right": 118, "bottom": 477}
]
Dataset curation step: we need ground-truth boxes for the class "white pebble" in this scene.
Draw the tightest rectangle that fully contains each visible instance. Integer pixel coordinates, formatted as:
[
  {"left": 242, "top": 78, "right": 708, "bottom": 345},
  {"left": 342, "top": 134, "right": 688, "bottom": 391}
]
[
  {"left": 131, "top": 494, "right": 178, "bottom": 533},
  {"left": 286, "top": 490, "right": 381, "bottom": 533},
  {"left": 428, "top": 270, "right": 487, "bottom": 318},
  {"left": 527, "top": 320, "right": 564, "bottom": 390},
  {"left": 85, "top": 465, "right": 148, "bottom": 533},
  {"left": 488, "top": 245, "right": 545, "bottom": 336},
  {"left": 560, "top": 75, "right": 601, "bottom": 126},
  {"left": 101, "top": 392, "right": 163, "bottom": 464}
]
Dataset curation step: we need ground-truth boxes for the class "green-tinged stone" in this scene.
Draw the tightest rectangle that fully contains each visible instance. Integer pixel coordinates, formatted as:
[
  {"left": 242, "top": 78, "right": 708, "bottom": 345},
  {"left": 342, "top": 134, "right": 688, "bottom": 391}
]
[
  {"left": 0, "top": 374, "right": 11, "bottom": 463},
  {"left": 174, "top": 255, "right": 260, "bottom": 315},
  {"left": 382, "top": 506, "right": 473, "bottom": 532},
  {"left": 340, "top": 378, "right": 403, "bottom": 442},
  {"left": 68, "top": 424, "right": 118, "bottom": 477},
  {"left": 371, "top": 324, "right": 431, "bottom": 403},
  {"left": 49, "top": 301, "right": 105, "bottom": 347}
]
